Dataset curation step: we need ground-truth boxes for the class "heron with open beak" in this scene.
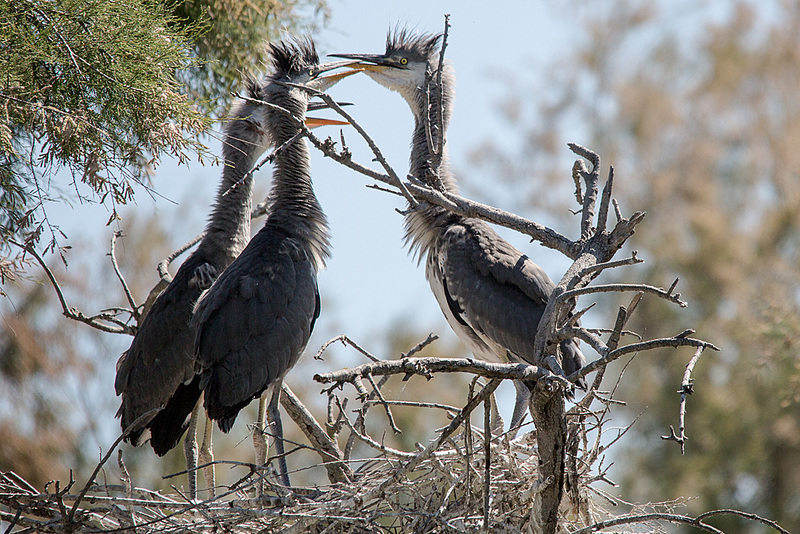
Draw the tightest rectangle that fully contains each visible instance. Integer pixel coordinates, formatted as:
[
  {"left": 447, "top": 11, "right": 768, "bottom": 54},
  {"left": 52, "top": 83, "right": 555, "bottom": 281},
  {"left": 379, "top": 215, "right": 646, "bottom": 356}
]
[{"left": 331, "top": 29, "right": 586, "bottom": 434}]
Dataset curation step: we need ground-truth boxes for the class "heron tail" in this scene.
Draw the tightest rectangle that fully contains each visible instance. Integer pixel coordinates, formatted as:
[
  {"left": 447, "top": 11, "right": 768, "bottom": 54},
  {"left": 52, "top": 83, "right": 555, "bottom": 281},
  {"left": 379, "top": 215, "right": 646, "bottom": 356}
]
[{"left": 148, "top": 376, "right": 203, "bottom": 456}]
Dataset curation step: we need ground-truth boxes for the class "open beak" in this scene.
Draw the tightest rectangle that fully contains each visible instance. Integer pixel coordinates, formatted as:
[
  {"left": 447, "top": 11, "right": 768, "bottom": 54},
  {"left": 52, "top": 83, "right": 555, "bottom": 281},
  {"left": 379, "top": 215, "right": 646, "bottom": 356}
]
[
  {"left": 305, "top": 100, "right": 352, "bottom": 128},
  {"left": 328, "top": 53, "right": 399, "bottom": 72},
  {"left": 312, "top": 59, "right": 361, "bottom": 91},
  {"left": 304, "top": 117, "right": 349, "bottom": 128}
]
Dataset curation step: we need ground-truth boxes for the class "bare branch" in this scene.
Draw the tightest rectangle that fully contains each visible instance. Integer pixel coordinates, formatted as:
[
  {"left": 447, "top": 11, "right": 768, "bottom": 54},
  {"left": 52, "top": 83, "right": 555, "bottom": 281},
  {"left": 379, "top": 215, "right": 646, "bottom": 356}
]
[
  {"left": 578, "top": 251, "right": 643, "bottom": 277},
  {"left": 400, "top": 333, "right": 439, "bottom": 358},
  {"left": 12, "top": 240, "right": 133, "bottom": 335},
  {"left": 314, "top": 334, "right": 379, "bottom": 362},
  {"left": 596, "top": 165, "right": 614, "bottom": 233},
  {"left": 569, "top": 143, "right": 600, "bottom": 239},
  {"left": 314, "top": 357, "right": 559, "bottom": 390},
  {"left": 661, "top": 346, "right": 706, "bottom": 453},
  {"left": 696, "top": 509, "right": 790, "bottom": 534},
  {"left": 569, "top": 335, "right": 720, "bottom": 385},
  {"left": 279, "top": 384, "right": 352, "bottom": 484},
  {"left": 569, "top": 509, "right": 790, "bottom": 534},
  {"left": 109, "top": 230, "right": 138, "bottom": 316},
  {"left": 559, "top": 282, "right": 687, "bottom": 307}
]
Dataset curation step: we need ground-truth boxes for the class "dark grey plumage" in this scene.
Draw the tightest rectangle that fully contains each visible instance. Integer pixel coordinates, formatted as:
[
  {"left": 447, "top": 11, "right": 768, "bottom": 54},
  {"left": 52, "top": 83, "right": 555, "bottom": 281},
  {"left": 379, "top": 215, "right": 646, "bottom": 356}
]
[
  {"left": 114, "top": 80, "right": 269, "bottom": 453},
  {"left": 178, "top": 38, "right": 344, "bottom": 489},
  {"left": 193, "top": 37, "right": 331, "bottom": 430},
  {"left": 334, "top": 30, "right": 586, "bottom": 430}
]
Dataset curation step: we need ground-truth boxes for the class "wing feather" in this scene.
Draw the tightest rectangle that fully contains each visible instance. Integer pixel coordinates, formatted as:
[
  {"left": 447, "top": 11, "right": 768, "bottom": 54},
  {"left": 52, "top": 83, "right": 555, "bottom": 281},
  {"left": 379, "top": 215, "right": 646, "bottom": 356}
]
[
  {"left": 438, "top": 219, "right": 555, "bottom": 365},
  {"left": 114, "top": 254, "right": 217, "bottom": 444},
  {"left": 195, "top": 230, "right": 319, "bottom": 430}
]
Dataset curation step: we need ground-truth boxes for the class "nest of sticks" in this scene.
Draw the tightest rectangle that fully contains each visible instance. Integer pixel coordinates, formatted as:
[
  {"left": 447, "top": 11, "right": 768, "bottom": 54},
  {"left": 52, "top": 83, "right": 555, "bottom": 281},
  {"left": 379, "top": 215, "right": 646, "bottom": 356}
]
[{"left": 0, "top": 372, "right": 597, "bottom": 534}]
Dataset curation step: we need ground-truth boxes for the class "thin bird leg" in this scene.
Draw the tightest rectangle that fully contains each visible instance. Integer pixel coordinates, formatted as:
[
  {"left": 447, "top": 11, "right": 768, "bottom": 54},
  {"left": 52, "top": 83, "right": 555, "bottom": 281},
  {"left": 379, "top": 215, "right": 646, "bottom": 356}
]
[
  {"left": 266, "top": 379, "right": 291, "bottom": 488},
  {"left": 254, "top": 389, "right": 269, "bottom": 498},
  {"left": 508, "top": 380, "right": 531, "bottom": 438},
  {"left": 183, "top": 402, "right": 200, "bottom": 500},
  {"left": 198, "top": 411, "right": 215, "bottom": 499}
]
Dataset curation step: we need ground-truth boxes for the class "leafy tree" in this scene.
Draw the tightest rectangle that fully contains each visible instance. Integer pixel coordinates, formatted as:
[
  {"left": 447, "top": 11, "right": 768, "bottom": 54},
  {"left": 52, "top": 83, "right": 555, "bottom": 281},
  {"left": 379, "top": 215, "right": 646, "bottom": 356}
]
[
  {"left": 470, "top": 0, "right": 800, "bottom": 530},
  {"left": 0, "top": 0, "right": 326, "bottom": 285}
]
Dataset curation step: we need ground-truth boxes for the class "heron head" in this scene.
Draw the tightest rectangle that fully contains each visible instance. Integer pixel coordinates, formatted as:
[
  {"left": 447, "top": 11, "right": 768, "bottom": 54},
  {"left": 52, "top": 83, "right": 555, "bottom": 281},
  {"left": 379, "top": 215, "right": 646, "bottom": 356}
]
[
  {"left": 247, "top": 38, "right": 355, "bottom": 130},
  {"left": 330, "top": 28, "right": 442, "bottom": 102},
  {"left": 267, "top": 38, "right": 358, "bottom": 97}
]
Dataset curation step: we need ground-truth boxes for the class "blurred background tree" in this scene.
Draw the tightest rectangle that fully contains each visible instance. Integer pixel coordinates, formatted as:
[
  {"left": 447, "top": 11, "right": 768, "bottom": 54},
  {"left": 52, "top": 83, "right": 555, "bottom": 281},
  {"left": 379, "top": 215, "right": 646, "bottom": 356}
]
[{"left": 469, "top": 0, "right": 800, "bottom": 530}]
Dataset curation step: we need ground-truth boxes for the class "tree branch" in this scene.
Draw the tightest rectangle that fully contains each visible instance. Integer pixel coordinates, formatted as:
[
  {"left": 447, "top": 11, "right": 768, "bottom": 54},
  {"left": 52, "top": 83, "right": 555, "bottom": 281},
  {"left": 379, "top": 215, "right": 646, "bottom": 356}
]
[
  {"left": 314, "top": 357, "right": 558, "bottom": 391},
  {"left": 12, "top": 240, "right": 134, "bottom": 335}
]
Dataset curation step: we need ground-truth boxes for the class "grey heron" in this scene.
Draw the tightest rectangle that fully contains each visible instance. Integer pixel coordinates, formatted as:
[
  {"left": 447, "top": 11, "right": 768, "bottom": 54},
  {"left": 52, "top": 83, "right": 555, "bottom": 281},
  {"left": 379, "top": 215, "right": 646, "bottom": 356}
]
[
  {"left": 114, "top": 41, "right": 352, "bottom": 498},
  {"left": 333, "top": 29, "right": 586, "bottom": 432},
  {"left": 175, "top": 37, "right": 350, "bottom": 493}
]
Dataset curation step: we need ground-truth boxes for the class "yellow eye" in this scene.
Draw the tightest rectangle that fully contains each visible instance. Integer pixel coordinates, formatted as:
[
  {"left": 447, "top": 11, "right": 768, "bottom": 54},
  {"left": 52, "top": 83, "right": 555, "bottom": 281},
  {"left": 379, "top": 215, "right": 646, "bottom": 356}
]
[
  {"left": 399, "top": 57, "right": 408, "bottom": 65},
  {"left": 309, "top": 69, "right": 314, "bottom": 76}
]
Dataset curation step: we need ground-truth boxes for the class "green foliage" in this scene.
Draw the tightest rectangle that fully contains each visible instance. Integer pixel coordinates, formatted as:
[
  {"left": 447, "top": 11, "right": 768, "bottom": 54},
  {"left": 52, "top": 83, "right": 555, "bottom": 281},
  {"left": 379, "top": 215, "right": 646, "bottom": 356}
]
[
  {"left": 1, "top": 0, "right": 207, "bottom": 259},
  {"left": 170, "top": 0, "right": 330, "bottom": 115},
  {"left": 0, "top": 0, "right": 326, "bottom": 283}
]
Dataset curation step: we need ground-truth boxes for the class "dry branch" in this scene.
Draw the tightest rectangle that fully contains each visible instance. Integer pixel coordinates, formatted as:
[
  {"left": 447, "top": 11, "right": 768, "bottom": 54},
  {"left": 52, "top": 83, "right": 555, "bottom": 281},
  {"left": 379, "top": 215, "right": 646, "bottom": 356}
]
[{"left": 314, "top": 357, "right": 559, "bottom": 390}]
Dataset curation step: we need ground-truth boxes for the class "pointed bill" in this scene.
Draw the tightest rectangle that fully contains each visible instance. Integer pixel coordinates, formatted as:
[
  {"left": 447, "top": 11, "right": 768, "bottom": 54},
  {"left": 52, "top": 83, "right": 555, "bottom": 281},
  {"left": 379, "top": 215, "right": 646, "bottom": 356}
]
[
  {"left": 304, "top": 117, "right": 349, "bottom": 128},
  {"left": 328, "top": 53, "right": 400, "bottom": 71}
]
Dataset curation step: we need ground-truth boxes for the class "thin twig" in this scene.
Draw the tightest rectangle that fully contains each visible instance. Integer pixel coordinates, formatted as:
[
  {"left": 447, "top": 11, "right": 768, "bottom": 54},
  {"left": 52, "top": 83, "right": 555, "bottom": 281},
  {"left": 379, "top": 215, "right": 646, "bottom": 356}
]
[
  {"left": 109, "top": 230, "right": 137, "bottom": 316},
  {"left": 314, "top": 334, "right": 379, "bottom": 363},
  {"left": 596, "top": 166, "right": 614, "bottom": 233},
  {"left": 482, "top": 392, "right": 491, "bottom": 530},
  {"left": 11, "top": 240, "right": 132, "bottom": 335},
  {"left": 157, "top": 232, "right": 203, "bottom": 283},
  {"left": 661, "top": 346, "right": 705, "bottom": 453},
  {"left": 365, "top": 371, "right": 401, "bottom": 434},
  {"left": 569, "top": 335, "right": 720, "bottom": 384},
  {"left": 578, "top": 251, "right": 643, "bottom": 277},
  {"left": 68, "top": 408, "right": 162, "bottom": 524},
  {"left": 696, "top": 509, "right": 790, "bottom": 534},
  {"left": 558, "top": 282, "right": 687, "bottom": 307}
]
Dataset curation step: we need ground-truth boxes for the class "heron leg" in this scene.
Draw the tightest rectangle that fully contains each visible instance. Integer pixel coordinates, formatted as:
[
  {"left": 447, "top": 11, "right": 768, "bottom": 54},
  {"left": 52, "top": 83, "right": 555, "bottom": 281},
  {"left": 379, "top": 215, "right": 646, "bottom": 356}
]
[
  {"left": 508, "top": 380, "right": 531, "bottom": 438},
  {"left": 198, "top": 411, "right": 215, "bottom": 499},
  {"left": 265, "top": 379, "right": 290, "bottom": 488},
  {"left": 183, "top": 402, "right": 199, "bottom": 501},
  {"left": 253, "top": 390, "right": 269, "bottom": 498}
]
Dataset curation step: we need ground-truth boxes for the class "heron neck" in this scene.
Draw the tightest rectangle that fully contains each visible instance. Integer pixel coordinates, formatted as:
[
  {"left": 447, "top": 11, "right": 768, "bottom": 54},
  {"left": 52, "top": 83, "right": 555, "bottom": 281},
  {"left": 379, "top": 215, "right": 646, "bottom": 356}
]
[
  {"left": 408, "top": 60, "right": 457, "bottom": 194},
  {"left": 404, "top": 61, "right": 459, "bottom": 257},
  {"left": 263, "top": 100, "right": 331, "bottom": 271},
  {"left": 198, "top": 102, "right": 265, "bottom": 262}
]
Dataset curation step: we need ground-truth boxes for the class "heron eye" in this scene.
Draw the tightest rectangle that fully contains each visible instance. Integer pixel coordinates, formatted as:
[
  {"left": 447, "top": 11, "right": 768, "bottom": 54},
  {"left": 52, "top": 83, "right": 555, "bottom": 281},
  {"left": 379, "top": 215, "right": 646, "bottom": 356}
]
[
  {"left": 309, "top": 69, "right": 314, "bottom": 76},
  {"left": 399, "top": 57, "right": 408, "bottom": 65}
]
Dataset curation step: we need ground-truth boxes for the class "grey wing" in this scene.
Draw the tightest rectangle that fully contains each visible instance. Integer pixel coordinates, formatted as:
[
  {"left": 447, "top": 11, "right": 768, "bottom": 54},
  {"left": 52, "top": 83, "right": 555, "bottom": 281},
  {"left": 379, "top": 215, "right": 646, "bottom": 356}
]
[
  {"left": 114, "top": 256, "right": 217, "bottom": 442},
  {"left": 194, "top": 238, "right": 319, "bottom": 428},
  {"left": 438, "top": 220, "right": 557, "bottom": 366}
]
